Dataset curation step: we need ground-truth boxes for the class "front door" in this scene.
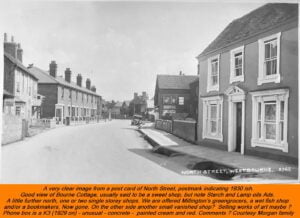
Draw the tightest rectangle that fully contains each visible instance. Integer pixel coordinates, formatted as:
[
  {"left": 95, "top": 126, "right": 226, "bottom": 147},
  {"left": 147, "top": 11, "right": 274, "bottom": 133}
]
[
  {"left": 56, "top": 108, "right": 62, "bottom": 123},
  {"left": 236, "top": 102, "right": 242, "bottom": 152}
]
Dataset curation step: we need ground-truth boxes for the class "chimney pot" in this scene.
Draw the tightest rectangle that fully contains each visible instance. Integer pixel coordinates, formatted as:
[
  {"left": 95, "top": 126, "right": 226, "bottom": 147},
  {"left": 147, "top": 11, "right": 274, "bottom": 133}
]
[
  {"left": 11, "top": 36, "right": 14, "bottom": 43},
  {"left": 4, "top": 33, "right": 7, "bottom": 42}
]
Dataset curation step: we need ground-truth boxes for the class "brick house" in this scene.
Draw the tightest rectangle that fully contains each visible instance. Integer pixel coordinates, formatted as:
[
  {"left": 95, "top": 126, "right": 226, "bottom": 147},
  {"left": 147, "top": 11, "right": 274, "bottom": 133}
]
[
  {"left": 130, "top": 92, "right": 148, "bottom": 116},
  {"left": 28, "top": 61, "right": 102, "bottom": 125},
  {"left": 197, "top": 3, "right": 298, "bottom": 164},
  {"left": 154, "top": 74, "right": 198, "bottom": 119},
  {"left": 3, "top": 33, "right": 41, "bottom": 122}
]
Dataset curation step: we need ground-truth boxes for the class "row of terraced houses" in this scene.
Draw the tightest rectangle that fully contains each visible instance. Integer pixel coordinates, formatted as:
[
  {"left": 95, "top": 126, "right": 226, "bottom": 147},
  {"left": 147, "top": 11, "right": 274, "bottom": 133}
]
[
  {"left": 2, "top": 33, "right": 102, "bottom": 144},
  {"left": 154, "top": 3, "right": 298, "bottom": 164}
]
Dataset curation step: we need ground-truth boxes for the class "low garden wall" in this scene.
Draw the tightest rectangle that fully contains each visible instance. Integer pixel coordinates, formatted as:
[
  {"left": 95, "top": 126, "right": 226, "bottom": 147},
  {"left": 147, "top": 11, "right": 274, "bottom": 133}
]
[
  {"left": 155, "top": 119, "right": 172, "bottom": 133},
  {"left": 172, "top": 120, "right": 197, "bottom": 142}
]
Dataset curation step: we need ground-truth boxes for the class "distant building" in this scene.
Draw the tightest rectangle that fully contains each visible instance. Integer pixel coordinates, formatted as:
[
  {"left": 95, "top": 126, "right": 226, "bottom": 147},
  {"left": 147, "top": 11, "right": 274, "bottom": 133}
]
[
  {"left": 197, "top": 3, "right": 298, "bottom": 163},
  {"left": 154, "top": 74, "right": 198, "bottom": 119},
  {"left": 189, "top": 78, "right": 199, "bottom": 120},
  {"left": 130, "top": 92, "right": 148, "bottom": 116},
  {"left": 111, "top": 101, "right": 122, "bottom": 118},
  {"left": 120, "top": 101, "right": 130, "bottom": 117},
  {"left": 3, "top": 33, "right": 41, "bottom": 122},
  {"left": 29, "top": 61, "right": 102, "bottom": 125}
]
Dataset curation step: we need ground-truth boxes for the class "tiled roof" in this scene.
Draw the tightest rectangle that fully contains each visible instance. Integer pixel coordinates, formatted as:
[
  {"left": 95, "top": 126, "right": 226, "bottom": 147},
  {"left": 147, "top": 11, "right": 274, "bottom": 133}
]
[
  {"left": 4, "top": 52, "right": 38, "bottom": 80},
  {"left": 156, "top": 75, "right": 198, "bottom": 90},
  {"left": 28, "top": 66, "right": 100, "bottom": 97},
  {"left": 28, "top": 66, "right": 57, "bottom": 84},
  {"left": 199, "top": 3, "right": 298, "bottom": 57}
]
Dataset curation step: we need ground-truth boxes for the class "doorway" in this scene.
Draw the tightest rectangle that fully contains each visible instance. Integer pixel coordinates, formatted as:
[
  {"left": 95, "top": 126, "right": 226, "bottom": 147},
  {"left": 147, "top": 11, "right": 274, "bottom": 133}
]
[
  {"left": 235, "top": 102, "right": 242, "bottom": 152},
  {"left": 225, "top": 86, "right": 245, "bottom": 154}
]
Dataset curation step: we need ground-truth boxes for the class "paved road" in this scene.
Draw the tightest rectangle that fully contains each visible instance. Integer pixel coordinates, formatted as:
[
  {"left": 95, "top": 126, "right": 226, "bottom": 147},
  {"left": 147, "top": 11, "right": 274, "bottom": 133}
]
[{"left": 2, "top": 120, "right": 218, "bottom": 183}]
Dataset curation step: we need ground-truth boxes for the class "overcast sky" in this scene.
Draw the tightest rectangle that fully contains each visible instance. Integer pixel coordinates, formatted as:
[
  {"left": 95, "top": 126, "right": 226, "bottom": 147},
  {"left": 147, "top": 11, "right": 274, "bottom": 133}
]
[{"left": 0, "top": 1, "right": 266, "bottom": 101}]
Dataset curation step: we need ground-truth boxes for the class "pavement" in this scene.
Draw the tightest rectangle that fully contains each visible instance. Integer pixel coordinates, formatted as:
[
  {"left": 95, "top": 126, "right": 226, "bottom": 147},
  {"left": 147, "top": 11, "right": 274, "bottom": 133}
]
[
  {"left": 2, "top": 120, "right": 219, "bottom": 184},
  {"left": 139, "top": 126, "right": 298, "bottom": 181}
]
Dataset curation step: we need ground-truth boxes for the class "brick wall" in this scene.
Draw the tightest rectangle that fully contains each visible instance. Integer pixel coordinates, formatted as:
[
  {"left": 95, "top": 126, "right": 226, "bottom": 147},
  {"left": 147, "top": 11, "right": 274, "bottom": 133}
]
[
  {"left": 155, "top": 119, "right": 172, "bottom": 133},
  {"left": 38, "top": 84, "right": 58, "bottom": 118},
  {"left": 4, "top": 57, "right": 15, "bottom": 94},
  {"left": 2, "top": 114, "right": 23, "bottom": 145},
  {"left": 173, "top": 120, "right": 197, "bottom": 142}
]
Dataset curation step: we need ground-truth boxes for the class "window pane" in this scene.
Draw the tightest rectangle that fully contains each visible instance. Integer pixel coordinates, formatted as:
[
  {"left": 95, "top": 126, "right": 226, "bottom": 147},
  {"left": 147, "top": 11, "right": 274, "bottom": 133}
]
[
  {"left": 258, "top": 102, "right": 261, "bottom": 121},
  {"left": 265, "top": 61, "right": 272, "bottom": 75},
  {"left": 212, "top": 75, "right": 218, "bottom": 85},
  {"left": 235, "top": 68, "right": 242, "bottom": 76},
  {"left": 271, "top": 59, "right": 277, "bottom": 75},
  {"left": 265, "top": 123, "right": 276, "bottom": 140},
  {"left": 280, "top": 101, "right": 284, "bottom": 120},
  {"left": 265, "top": 103, "right": 276, "bottom": 121},
  {"left": 280, "top": 121, "right": 284, "bottom": 141},
  {"left": 265, "top": 43, "right": 271, "bottom": 59},
  {"left": 258, "top": 121, "right": 261, "bottom": 138},
  {"left": 211, "top": 60, "right": 218, "bottom": 75},
  {"left": 211, "top": 121, "right": 217, "bottom": 133},
  {"left": 210, "top": 105, "right": 217, "bottom": 119},
  {"left": 270, "top": 40, "right": 277, "bottom": 58}
]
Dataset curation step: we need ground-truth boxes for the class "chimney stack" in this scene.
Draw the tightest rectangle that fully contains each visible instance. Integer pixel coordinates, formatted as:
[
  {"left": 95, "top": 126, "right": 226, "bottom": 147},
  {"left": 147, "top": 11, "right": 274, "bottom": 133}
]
[
  {"left": 77, "top": 74, "right": 82, "bottom": 87},
  {"left": 16, "top": 43, "right": 23, "bottom": 63},
  {"left": 134, "top": 92, "right": 138, "bottom": 99},
  {"left": 65, "top": 68, "right": 71, "bottom": 83},
  {"left": 49, "top": 61, "right": 57, "bottom": 77},
  {"left": 91, "top": 86, "right": 96, "bottom": 92},
  {"left": 86, "top": 78, "right": 91, "bottom": 90},
  {"left": 142, "top": 91, "right": 148, "bottom": 100},
  {"left": 3, "top": 33, "right": 17, "bottom": 58}
]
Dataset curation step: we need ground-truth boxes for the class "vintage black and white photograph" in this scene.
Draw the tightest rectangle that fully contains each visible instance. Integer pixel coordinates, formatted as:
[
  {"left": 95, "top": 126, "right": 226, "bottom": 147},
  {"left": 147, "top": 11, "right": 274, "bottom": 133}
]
[{"left": 0, "top": 1, "right": 298, "bottom": 183}]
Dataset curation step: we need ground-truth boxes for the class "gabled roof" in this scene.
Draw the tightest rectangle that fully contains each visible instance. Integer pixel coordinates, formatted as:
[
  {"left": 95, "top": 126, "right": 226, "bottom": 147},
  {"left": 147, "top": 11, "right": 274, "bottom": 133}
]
[
  {"left": 4, "top": 52, "right": 38, "bottom": 80},
  {"left": 156, "top": 75, "right": 198, "bottom": 90},
  {"left": 114, "top": 102, "right": 123, "bottom": 107},
  {"left": 198, "top": 3, "right": 298, "bottom": 57},
  {"left": 28, "top": 66, "right": 101, "bottom": 97}
]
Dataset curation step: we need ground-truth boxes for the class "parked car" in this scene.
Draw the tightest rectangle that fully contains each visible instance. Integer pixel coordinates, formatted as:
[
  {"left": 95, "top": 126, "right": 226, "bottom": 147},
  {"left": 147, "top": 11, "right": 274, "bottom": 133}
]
[{"left": 131, "top": 114, "right": 143, "bottom": 126}]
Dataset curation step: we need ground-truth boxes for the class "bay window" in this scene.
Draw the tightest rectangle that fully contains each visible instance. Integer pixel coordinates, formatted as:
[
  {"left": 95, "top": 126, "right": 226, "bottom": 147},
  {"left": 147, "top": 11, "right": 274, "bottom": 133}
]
[
  {"left": 251, "top": 89, "right": 289, "bottom": 152},
  {"left": 202, "top": 95, "right": 223, "bottom": 141}
]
